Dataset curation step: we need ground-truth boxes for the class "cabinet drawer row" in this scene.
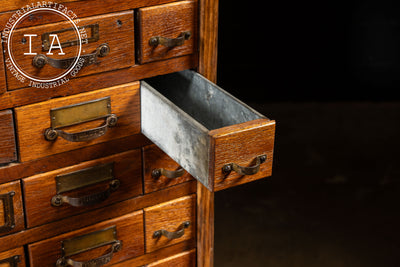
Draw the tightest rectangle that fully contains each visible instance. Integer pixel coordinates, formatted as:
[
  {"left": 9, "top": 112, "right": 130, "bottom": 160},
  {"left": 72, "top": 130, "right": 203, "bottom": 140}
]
[
  {"left": 0, "top": 0, "right": 197, "bottom": 93},
  {"left": 0, "top": 195, "right": 196, "bottom": 267},
  {"left": 0, "top": 146, "right": 192, "bottom": 236}
]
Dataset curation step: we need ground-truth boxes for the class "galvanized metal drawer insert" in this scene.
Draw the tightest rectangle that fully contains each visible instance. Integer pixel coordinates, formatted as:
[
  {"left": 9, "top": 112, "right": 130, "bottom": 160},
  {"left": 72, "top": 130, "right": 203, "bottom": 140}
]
[{"left": 141, "top": 70, "right": 275, "bottom": 192}]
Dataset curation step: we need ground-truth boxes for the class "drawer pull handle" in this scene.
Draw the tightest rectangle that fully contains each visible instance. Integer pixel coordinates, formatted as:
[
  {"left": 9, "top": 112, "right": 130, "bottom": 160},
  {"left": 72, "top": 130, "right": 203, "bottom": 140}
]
[
  {"left": 149, "top": 31, "right": 191, "bottom": 48},
  {"left": 153, "top": 221, "right": 190, "bottom": 240},
  {"left": 222, "top": 154, "right": 267, "bottom": 176},
  {"left": 151, "top": 167, "right": 185, "bottom": 179},
  {"left": 0, "top": 191, "right": 16, "bottom": 233},
  {"left": 45, "top": 114, "right": 118, "bottom": 142},
  {"left": 0, "top": 255, "right": 20, "bottom": 267},
  {"left": 51, "top": 179, "right": 120, "bottom": 207},
  {"left": 56, "top": 241, "right": 122, "bottom": 267},
  {"left": 32, "top": 43, "right": 110, "bottom": 69}
]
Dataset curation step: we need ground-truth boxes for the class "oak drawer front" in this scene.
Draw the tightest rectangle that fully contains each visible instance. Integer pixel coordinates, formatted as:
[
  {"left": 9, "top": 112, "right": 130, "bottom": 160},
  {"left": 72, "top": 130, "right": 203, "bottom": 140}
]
[
  {"left": 144, "top": 195, "right": 195, "bottom": 253},
  {"left": 0, "top": 110, "right": 17, "bottom": 165},
  {"left": 137, "top": 0, "right": 197, "bottom": 64},
  {"left": 0, "top": 181, "right": 24, "bottom": 237},
  {"left": 143, "top": 144, "right": 193, "bottom": 194},
  {"left": 141, "top": 70, "right": 275, "bottom": 192},
  {"left": 23, "top": 149, "right": 142, "bottom": 228},
  {"left": 0, "top": 43, "right": 5, "bottom": 95},
  {"left": 28, "top": 210, "right": 144, "bottom": 267},
  {"left": 6, "top": 11, "right": 135, "bottom": 91},
  {"left": 15, "top": 82, "right": 140, "bottom": 162},
  {"left": 146, "top": 249, "right": 196, "bottom": 267},
  {"left": 0, "top": 247, "right": 27, "bottom": 267}
]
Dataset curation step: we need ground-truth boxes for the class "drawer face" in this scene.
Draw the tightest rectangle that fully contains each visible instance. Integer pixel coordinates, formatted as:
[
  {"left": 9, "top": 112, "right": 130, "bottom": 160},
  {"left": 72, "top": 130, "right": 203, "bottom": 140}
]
[
  {"left": 28, "top": 211, "right": 144, "bottom": 267},
  {"left": 0, "top": 110, "right": 17, "bottom": 165},
  {"left": 0, "top": 247, "right": 27, "bottom": 267},
  {"left": 141, "top": 70, "right": 275, "bottom": 192},
  {"left": 143, "top": 144, "right": 193, "bottom": 193},
  {"left": 0, "top": 43, "right": 5, "bottom": 95},
  {"left": 146, "top": 249, "right": 196, "bottom": 267},
  {"left": 23, "top": 149, "right": 142, "bottom": 228},
  {"left": 138, "top": 0, "right": 197, "bottom": 64},
  {"left": 15, "top": 82, "right": 140, "bottom": 162},
  {"left": 6, "top": 11, "right": 135, "bottom": 90},
  {"left": 144, "top": 195, "right": 196, "bottom": 253},
  {"left": 0, "top": 181, "right": 24, "bottom": 237}
]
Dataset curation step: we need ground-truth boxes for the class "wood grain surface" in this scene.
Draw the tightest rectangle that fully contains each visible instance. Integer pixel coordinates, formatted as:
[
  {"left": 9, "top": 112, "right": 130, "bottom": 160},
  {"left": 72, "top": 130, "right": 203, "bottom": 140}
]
[
  {"left": 23, "top": 149, "right": 143, "bottom": 228},
  {"left": 28, "top": 210, "right": 144, "bottom": 267},
  {"left": 210, "top": 118, "right": 276, "bottom": 191},
  {"left": 0, "top": 110, "right": 17, "bottom": 165},
  {"left": 143, "top": 144, "right": 193, "bottom": 194},
  {"left": 0, "top": 134, "right": 151, "bottom": 185},
  {"left": 197, "top": 0, "right": 219, "bottom": 265},
  {"left": 15, "top": 82, "right": 140, "bottom": 162},
  {"left": 6, "top": 11, "right": 135, "bottom": 90},
  {"left": 0, "top": 54, "right": 198, "bottom": 110},
  {"left": 0, "top": 246, "right": 26, "bottom": 267},
  {"left": 0, "top": 181, "right": 196, "bottom": 253},
  {"left": 0, "top": 180, "right": 24, "bottom": 237},
  {"left": 147, "top": 249, "right": 196, "bottom": 266},
  {"left": 138, "top": 0, "right": 197, "bottom": 64},
  {"left": 144, "top": 194, "right": 196, "bottom": 253},
  {"left": 0, "top": 44, "right": 5, "bottom": 95}
]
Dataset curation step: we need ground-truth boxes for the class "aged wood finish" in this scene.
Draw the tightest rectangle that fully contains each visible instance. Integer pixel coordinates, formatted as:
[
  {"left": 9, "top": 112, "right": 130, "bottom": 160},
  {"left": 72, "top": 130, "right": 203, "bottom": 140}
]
[
  {"left": 144, "top": 195, "right": 196, "bottom": 253},
  {"left": 143, "top": 144, "right": 193, "bottom": 193},
  {"left": 0, "top": 181, "right": 196, "bottom": 253},
  {"left": 0, "top": 45, "right": 5, "bottom": 95},
  {"left": 28, "top": 211, "right": 144, "bottom": 267},
  {"left": 0, "top": 134, "right": 150, "bottom": 185},
  {"left": 0, "top": 54, "right": 197, "bottom": 111},
  {"left": 0, "top": 180, "right": 24, "bottom": 237},
  {"left": 197, "top": 0, "right": 219, "bottom": 266},
  {"left": 0, "top": 110, "right": 17, "bottom": 165},
  {"left": 147, "top": 249, "right": 196, "bottom": 266},
  {"left": 137, "top": 0, "right": 197, "bottom": 64},
  {"left": 15, "top": 82, "right": 140, "bottom": 162},
  {"left": 23, "top": 149, "right": 143, "bottom": 228},
  {"left": 0, "top": 246, "right": 26, "bottom": 267},
  {"left": 110, "top": 240, "right": 195, "bottom": 267},
  {"left": 6, "top": 11, "right": 135, "bottom": 90},
  {"left": 210, "top": 118, "right": 276, "bottom": 191}
]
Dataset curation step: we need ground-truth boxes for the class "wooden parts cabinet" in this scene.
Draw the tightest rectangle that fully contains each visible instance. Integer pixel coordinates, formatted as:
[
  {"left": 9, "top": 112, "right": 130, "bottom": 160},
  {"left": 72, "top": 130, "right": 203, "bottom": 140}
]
[{"left": 0, "top": 0, "right": 274, "bottom": 266}]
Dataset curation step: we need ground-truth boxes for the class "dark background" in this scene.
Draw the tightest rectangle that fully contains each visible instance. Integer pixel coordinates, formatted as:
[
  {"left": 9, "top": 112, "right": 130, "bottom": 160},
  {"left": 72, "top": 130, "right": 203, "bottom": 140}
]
[{"left": 215, "top": 1, "right": 400, "bottom": 266}]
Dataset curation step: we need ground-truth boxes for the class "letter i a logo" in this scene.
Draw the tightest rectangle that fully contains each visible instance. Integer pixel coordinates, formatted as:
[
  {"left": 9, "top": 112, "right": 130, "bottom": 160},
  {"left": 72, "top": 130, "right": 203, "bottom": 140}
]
[{"left": 23, "top": 33, "right": 65, "bottom": 56}]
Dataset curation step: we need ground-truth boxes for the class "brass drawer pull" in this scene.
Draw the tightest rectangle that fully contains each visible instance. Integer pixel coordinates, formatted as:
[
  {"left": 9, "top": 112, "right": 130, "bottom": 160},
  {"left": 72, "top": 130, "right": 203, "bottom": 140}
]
[
  {"left": 0, "top": 191, "right": 16, "bottom": 233},
  {"left": 56, "top": 226, "right": 122, "bottom": 267},
  {"left": 44, "top": 97, "right": 117, "bottom": 142},
  {"left": 153, "top": 221, "right": 190, "bottom": 240},
  {"left": 0, "top": 255, "right": 20, "bottom": 267},
  {"left": 51, "top": 162, "right": 118, "bottom": 207},
  {"left": 151, "top": 167, "right": 185, "bottom": 179},
  {"left": 45, "top": 114, "right": 117, "bottom": 142},
  {"left": 149, "top": 31, "right": 191, "bottom": 48},
  {"left": 222, "top": 154, "right": 267, "bottom": 176},
  {"left": 32, "top": 43, "right": 110, "bottom": 69},
  {"left": 51, "top": 179, "right": 120, "bottom": 207}
]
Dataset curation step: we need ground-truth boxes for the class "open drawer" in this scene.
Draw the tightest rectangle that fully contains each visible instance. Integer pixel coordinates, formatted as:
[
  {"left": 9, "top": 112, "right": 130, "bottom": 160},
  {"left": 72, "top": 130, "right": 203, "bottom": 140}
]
[{"left": 141, "top": 70, "right": 275, "bottom": 192}]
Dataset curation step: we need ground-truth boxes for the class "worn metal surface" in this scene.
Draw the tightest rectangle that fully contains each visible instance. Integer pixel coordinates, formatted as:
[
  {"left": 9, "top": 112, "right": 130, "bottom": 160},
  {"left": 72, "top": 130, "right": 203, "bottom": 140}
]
[
  {"left": 222, "top": 154, "right": 267, "bottom": 176},
  {"left": 149, "top": 31, "right": 192, "bottom": 48},
  {"left": 0, "top": 191, "right": 15, "bottom": 233},
  {"left": 141, "top": 80, "right": 211, "bottom": 188},
  {"left": 42, "top": 23, "right": 100, "bottom": 51},
  {"left": 153, "top": 221, "right": 191, "bottom": 240},
  {"left": 141, "top": 70, "right": 265, "bottom": 189}
]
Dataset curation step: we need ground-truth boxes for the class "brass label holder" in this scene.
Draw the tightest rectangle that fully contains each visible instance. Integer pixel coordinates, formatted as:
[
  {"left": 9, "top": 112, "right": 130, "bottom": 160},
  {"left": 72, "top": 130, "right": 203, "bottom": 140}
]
[
  {"left": 51, "top": 162, "right": 120, "bottom": 207},
  {"left": 42, "top": 23, "right": 99, "bottom": 51},
  {"left": 44, "top": 96, "right": 118, "bottom": 142},
  {"left": 0, "top": 191, "right": 16, "bottom": 233},
  {"left": 56, "top": 226, "right": 122, "bottom": 267}
]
